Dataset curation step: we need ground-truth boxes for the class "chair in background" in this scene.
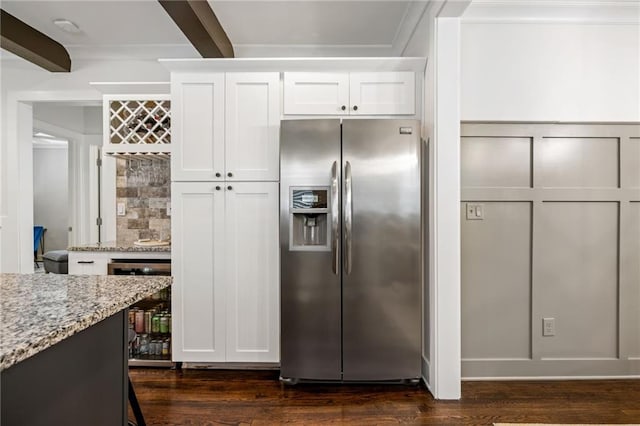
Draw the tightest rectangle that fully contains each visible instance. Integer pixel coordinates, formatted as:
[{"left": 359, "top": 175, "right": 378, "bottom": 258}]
[{"left": 33, "top": 226, "right": 46, "bottom": 269}]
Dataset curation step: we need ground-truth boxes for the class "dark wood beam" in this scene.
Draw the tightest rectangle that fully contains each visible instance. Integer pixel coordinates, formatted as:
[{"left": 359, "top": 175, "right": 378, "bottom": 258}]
[
  {"left": 0, "top": 9, "right": 71, "bottom": 72},
  {"left": 158, "top": 0, "right": 234, "bottom": 58}
]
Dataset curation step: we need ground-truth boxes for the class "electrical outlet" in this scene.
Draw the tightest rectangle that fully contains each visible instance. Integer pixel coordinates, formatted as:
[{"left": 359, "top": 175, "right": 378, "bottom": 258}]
[
  {"left": 166, "top": 201, "right": 171, "bottom": 217},
  {"left": 466, "top": 203, "right": 484, "bottom": 220},
  {"left": 543, "top": 318, "right": 555, "bottom": 336},
  {"left": 117, "top": 202, "right": 126, "bottom": 216}
]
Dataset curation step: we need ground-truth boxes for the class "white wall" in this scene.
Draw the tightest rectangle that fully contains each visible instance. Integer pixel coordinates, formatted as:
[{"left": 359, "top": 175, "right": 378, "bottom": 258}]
[
  {"left": 1, "top": 57, "right": 167, "bottom": 272},
  {"left": 461, "top": 23, "right": 640, "bottom": 122},
  {"left": 33, "top": 145, "right": 69, "bottom": 253}
]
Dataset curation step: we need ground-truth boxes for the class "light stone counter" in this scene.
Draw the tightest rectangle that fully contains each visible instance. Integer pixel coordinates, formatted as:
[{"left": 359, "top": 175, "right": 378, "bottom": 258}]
[
  {"left": 0, "top": 273, "right": 172, "bottom": 371},
  {"left": 68, "top": 241, "right": 171, "bottom": 252}
]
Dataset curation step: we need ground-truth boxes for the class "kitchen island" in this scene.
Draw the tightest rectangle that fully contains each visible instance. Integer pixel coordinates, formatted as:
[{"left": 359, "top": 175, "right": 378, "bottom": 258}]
[{"left": 0, "top": 273, "right": 172, "bottom": 426}]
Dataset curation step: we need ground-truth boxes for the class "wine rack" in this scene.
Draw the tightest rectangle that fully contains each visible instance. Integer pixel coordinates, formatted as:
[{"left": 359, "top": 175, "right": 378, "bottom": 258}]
[{"left": 103, "top": 95, "right": 172, "bottom": 156}]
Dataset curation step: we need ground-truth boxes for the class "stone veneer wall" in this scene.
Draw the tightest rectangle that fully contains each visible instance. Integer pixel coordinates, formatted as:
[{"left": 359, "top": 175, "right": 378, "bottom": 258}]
[{"left": 116, "top": 158, "right": 171, "bottom": 245}]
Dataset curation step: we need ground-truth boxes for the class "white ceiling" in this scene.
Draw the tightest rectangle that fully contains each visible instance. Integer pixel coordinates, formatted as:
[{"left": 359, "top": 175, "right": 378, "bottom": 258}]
[
  {"left": 0, "top": 0, "right": 425, "bottom": 60},
  {"left": 3, "top": 0, "right": 635, "bottom": 62}
]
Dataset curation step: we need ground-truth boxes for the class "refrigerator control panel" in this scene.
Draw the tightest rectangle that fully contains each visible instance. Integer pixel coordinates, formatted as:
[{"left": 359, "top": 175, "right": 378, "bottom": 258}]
[
  {"left": 289, "top": 187, "right": 331, "bottom": 252},
  {"left": 291, "top": 189, "right": 328, "bottom": 210}
]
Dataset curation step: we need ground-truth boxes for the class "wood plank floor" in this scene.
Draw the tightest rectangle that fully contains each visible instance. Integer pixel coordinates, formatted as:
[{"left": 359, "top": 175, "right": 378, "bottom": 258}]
[{"left": 128, "top": 369, "right": 640, "bottom": 425}]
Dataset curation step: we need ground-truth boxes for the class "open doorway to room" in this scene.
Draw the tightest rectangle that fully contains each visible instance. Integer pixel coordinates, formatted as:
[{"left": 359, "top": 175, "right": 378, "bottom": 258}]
[
  {"left": 32, "top": 131, "right": 69, "bottom": 271},
  {"left": 30, "top": 101, "right": 105, "bottom": 273}
]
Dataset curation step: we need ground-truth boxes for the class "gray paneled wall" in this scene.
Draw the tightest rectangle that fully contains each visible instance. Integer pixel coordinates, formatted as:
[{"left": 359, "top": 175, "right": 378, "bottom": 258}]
[{"left": 461, "top": 123, "right": 640, "bottom": 378}]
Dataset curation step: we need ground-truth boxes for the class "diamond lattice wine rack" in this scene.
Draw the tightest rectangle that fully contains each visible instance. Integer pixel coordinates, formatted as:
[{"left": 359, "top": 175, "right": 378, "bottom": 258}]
[{"left": 103, "top": 95, "right": 171, "bottom": 157}]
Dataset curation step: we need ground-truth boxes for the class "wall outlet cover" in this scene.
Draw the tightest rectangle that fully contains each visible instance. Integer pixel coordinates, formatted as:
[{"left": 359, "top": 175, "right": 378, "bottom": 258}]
[{"left": 543, "top": 317, "right": 556, "bottom": 336}]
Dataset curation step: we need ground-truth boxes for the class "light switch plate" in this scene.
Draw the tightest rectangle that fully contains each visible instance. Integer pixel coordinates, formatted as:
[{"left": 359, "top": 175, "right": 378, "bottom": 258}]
[
  {"left": 466, "top": 203, "right": 484, "bottom": 220},
  {"left": 166, "top": 201, "right": 171, "bottom": 217},
  {"left": 117, "top": 202, "right": 126, "bottom": 216}
]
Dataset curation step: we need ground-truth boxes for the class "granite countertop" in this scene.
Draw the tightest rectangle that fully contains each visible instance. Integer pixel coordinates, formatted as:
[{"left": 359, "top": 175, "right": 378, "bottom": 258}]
[
  {"left": 68, "top": 241, "right": 171, "bottom": 252},
  {"left": 0, "top": 273, "right": 172, "bottom": 371}
]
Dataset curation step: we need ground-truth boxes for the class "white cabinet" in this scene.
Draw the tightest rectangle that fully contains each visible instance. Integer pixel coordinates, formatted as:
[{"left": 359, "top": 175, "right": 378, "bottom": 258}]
[
  {"left": 171, "top": 181, "right": 279, "bottom": 363},
  {"left": 172, "top": 72, "right": 279, "bottom": 182},
  {"left": 225, "top": 73, "right": 280, "bottom": 181},
  {"left": 171, "top": 73, "right": 225, "bottom": 182},
  {"left": 171, "top": 182, "right": 226, "bottom": 362},
  {"left": 349, "top": 72, "right": 415, "bottom": 115},
  {"left": 68, "top": 252, "right": 109, "bottom": 275},
  {"left": 283, "top": 71, "right": 415, "bottom": 116},
  {"left": 283, "top": 72, "right": 350, "bottom": 115}
]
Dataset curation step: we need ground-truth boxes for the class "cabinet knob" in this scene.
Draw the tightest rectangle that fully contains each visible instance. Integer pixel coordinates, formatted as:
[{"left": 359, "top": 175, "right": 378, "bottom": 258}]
[
  {"left": 341, "top": 105, "right": 346, "bottom": 111},
  {"left": 215, "top": 172, "right": 221, "bottom": 178},
  {"left": 215, "top": 186, "right": 221, "bottom": 191},
  {"left": 227, "top": 185, "right": 233, "bottom": 191},
  {"left": 227, "top": 172, "right": 233, "bottom": 177},
  {"left": 353, "top": 105, "right": 358, "bottom": 111}
]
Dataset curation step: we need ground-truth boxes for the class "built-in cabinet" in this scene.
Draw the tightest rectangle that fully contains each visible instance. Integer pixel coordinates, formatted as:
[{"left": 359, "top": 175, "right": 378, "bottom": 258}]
[
  {"left": 171, "top": 72, "right": 280, "bottom": 182},
  {"left": 171, "top": 71, "right": 280, "bottom": 363},
  {"left": 283, "top": 71, "right": 415, "bottom": 116},
  {"left": 167, "top": 63, "right": 421, "bottom": 365},
  {"left": 171, "top": 181, "right": 279, "bottom": 363}
]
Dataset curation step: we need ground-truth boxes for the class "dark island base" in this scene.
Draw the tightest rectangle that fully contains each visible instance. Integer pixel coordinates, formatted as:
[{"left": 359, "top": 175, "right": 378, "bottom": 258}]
[{"left": 1, "top": 311, "right": 128, "bottom": 426}]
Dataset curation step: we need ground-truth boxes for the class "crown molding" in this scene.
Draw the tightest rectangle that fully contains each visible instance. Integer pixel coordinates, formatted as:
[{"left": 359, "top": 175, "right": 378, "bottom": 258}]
[
  {"left": 463, "top": 0, "right": 640, "bottom": 24},
  {"left": 159, "top": 57, "right": 427, "bottom": 73}
]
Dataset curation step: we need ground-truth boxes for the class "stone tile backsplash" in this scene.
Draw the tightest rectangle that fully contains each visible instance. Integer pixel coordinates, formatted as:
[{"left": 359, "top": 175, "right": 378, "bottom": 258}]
[{"left": 116, "top": 158, "right": 171, "bottom": 246}]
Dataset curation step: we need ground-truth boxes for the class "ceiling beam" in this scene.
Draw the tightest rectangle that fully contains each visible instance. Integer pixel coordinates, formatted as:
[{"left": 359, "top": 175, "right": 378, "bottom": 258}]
[
  {"left": 0, "top": 9, "right": 71, "bottom": 72},
  {"left": 158, "top": 0, "right": 234, "bottom": 58}
]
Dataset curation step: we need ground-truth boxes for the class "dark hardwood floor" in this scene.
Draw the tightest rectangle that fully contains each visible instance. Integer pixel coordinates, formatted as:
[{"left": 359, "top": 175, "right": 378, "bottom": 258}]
[{"left": 128, "top": 368, "right": 640, "bottom": 425}]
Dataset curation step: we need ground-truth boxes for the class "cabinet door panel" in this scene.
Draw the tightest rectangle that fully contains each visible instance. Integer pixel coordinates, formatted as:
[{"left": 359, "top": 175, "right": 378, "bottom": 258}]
[
  {"left": 225, "top": 73, "right": 280, "bottom": 181},
  {"left": 283, "top": 72, "right": 349, "bottom": 115},
  {"left": 349, "top": 72, "right": 415, "bottom": 115},
  {"left": 171, "top": 182, "right": 226, "bottom": 362},
  {"left": 225, "top": 182, "right": 279, "bottom": 362},
  {"left": 171, "top": 73, "right": 225, "bottom": 181}
]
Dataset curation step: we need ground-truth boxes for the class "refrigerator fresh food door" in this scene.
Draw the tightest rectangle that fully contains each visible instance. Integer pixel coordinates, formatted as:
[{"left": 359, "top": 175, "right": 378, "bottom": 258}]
[
  {"left": 341, "top": 119, "right": 421, "bottom": 381},
  {"left": 280, "top": 119, "right": 342, "bottom": 380}
]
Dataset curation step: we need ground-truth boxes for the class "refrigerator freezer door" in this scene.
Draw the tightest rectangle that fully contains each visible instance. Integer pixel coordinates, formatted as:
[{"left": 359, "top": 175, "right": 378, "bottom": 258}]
[
  {"left": 280, "top": 119, "right": 342, "bottom": 380},
  {"left": 341, "top": 119, "right": 421, "bottom": 380}
]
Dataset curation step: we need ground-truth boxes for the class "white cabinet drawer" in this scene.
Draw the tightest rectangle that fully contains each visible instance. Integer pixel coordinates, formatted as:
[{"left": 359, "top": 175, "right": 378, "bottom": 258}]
[{"left": 68, "top": 252, "right": 109, "bottom": 275}]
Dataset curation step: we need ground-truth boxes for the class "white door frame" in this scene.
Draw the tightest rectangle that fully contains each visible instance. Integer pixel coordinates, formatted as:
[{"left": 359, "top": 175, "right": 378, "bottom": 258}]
[{"left": 2, "top": 90, "right": 109, "bottom": 273}]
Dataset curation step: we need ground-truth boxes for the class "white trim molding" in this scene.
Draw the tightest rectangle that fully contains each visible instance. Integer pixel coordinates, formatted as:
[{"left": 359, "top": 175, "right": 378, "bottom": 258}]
[{"left": 463, "top": 0, "right": 640, "bottom": 24}]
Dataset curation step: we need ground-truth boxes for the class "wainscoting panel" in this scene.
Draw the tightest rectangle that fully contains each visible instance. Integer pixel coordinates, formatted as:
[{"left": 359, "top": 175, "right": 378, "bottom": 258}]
[
  {"left": 461, "top": 137, "right": 532, "bottom": 188},
  {"left": 537, "top": 202, "right": 618, "bottom": 359},
  {"left": 461, "top": 123, "right": 640, "bottom": 378},
  {"left": 461, "top": 202, "right": 532, "bottom": 360}
]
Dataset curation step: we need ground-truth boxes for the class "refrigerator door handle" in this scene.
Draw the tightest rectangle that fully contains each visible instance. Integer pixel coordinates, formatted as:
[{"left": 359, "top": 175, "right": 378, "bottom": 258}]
[
  {"left": 344, "top": 161, "right": 353, "bottom": 275},
  {"left": 331, "top": 161, "right": 339, "bottom": 275}
]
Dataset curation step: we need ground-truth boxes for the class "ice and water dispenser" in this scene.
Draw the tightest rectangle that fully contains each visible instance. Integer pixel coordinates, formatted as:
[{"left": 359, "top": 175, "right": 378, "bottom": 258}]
[{"left": 289, "top": 188, "right": 331, "bottom": 251}]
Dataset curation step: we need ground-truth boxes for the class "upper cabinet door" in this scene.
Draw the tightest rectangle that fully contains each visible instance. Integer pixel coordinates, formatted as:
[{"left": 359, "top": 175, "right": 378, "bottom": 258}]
[
  {"left": 349, "top": 72, "right": 415, "bottom": 115},
  {"left": 283, "top": 72, "right": 350, "bottom": 115},
  {"left": 225, "top": 73, "right": 280, "bottom": 181},
  {"left": 172, "top": 73, "right": 225, "bottom": 181}
]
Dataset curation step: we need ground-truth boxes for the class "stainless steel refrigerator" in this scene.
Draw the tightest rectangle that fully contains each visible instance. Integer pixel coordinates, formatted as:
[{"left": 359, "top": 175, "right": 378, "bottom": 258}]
[{"left": 280, "top": 119, "right": 421, "bottom": 383}]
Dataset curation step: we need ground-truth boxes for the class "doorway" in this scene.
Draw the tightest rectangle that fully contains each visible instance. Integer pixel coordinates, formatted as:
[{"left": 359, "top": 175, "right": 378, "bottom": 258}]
[{"left": 32, "top": 131, "right": 69, "bottom": 270}]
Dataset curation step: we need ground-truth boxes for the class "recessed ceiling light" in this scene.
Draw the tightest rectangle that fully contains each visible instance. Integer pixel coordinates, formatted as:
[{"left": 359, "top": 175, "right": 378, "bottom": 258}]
[{"left": 53, "top": 19, "right": 81, "bottom": 34}]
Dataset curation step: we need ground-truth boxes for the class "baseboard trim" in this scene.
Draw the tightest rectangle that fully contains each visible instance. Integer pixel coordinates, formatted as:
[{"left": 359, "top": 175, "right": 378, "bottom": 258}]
[
  {"left": 463, "top": 375, "right": 640, "bottom": 381},
  {"left": 421, "top": 355, "right": 433, "bottom": 395}
]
